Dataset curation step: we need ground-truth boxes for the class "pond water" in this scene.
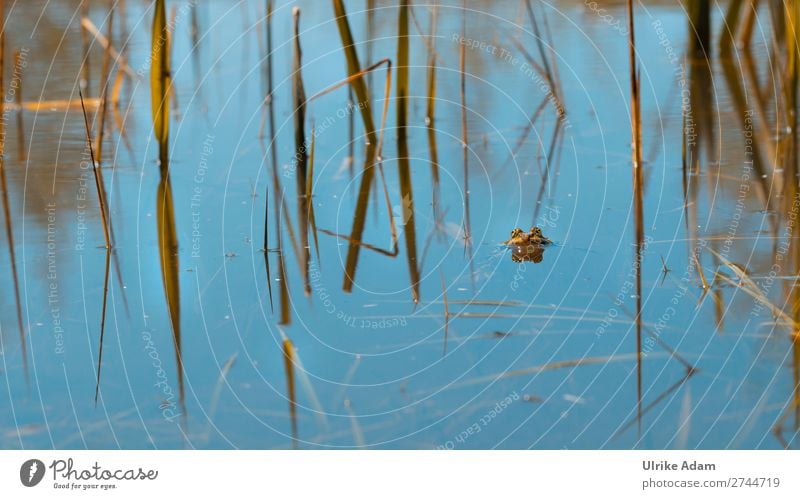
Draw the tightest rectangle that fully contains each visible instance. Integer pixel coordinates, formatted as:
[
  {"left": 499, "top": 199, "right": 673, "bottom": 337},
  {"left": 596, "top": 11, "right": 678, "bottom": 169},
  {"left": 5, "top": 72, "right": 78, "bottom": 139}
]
[{"left": 1, "top": 0, "right": 798, "bottom": 449}]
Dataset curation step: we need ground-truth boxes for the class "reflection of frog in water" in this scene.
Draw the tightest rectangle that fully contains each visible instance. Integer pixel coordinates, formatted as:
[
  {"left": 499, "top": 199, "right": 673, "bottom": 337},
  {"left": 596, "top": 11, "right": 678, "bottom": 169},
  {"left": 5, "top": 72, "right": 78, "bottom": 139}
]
[{"left": 503, "top": 227, "right": 552, "bottom": 263}]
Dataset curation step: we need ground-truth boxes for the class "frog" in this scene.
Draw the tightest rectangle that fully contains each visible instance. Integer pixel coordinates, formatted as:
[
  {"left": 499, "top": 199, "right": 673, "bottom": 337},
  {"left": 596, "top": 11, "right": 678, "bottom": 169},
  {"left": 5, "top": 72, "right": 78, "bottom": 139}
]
[
  {"left": 504, "top": 227, "right": 552, "bottom": 246},
  {"left": 503, "top": 227, "right": 552, "bottom": 263}
]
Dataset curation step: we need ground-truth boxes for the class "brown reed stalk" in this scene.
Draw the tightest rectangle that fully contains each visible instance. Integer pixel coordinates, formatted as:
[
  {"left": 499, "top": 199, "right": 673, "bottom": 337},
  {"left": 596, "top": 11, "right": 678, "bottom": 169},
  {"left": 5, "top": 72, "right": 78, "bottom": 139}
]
[
  {"left": 626, "top": 0, "right": 644, "bottom": 439},
  {"left": 291, "top": 7, "right": 311, "bottom": 296},
  {"left": 0, "top": 0, "right": 28, "bottom": 383},
  {"left": 397, "top": 0, "right": 420, "bottom": 303},
  {"left": 95, "top": 5, "right": 114, "bottom": 164},
  {"left": 282, "top": 334, "right": 298, "bottom": 448}
]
